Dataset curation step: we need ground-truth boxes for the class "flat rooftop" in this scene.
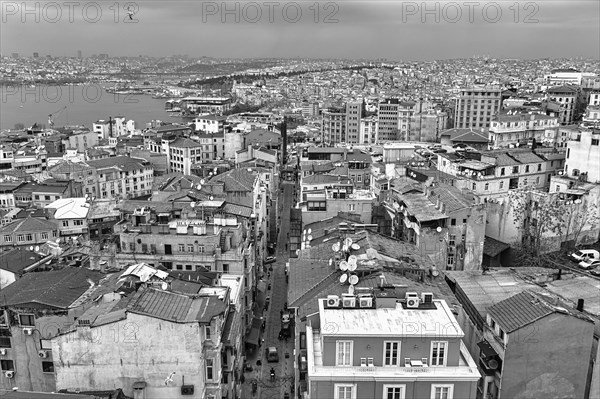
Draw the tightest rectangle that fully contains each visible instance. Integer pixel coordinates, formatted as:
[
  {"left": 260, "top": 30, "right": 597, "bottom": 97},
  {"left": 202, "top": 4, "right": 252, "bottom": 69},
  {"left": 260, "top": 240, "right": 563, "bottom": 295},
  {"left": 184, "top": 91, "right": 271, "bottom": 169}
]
[{"left": 318, "top": 298, "right": 463, "bottom": 338}]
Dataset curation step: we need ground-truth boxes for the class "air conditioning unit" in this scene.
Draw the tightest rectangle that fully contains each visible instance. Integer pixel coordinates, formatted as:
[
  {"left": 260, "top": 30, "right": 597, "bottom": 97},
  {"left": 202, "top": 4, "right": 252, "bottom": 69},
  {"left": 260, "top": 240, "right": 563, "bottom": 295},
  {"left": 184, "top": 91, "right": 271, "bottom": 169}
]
[
  {"left": 406, "top": 297, "right": 421, "bottom": 308},
  {"left": 0, "top": 349, "right": 6, "bottom": 356},
  {"left": 181, "top": 385, "right": 194, "bottom": 395},
  {"left": 4, "top": 370, "right": 15, "bottom": 379},
  {"left": 421, "top": 293, "right": 434, "bottom": 303},
  {"left": 326, "top": 295, "right": 340, "bottom": 308},
  {"left": 342, "top": 295, "right": 356, "bottom": 308},
  {"left": 22, "top": 328, "right": 33, "bottom": 335},
  {"left": 38, "top": 350, "right": 49, "bottom": 359},
  {"left": 359, "top": 296, "right": 373, "bottom": 308},
  {"left": 405, "top": 292, "right": 419, "bottom": 300}
]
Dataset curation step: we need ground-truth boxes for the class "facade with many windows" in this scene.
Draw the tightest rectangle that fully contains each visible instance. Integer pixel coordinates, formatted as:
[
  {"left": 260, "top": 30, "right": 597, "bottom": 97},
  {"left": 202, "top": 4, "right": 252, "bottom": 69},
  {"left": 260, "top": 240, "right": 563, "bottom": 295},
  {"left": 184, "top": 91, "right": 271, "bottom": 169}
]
[
  {"left": 454, "top": 87, "right": 502, "bottom": 129},
  {"left": 86, "top": 156, "right": 154, "bottom": 200},
  {"left": 305, "top": 289, "right": 480, "bottom": 399}
]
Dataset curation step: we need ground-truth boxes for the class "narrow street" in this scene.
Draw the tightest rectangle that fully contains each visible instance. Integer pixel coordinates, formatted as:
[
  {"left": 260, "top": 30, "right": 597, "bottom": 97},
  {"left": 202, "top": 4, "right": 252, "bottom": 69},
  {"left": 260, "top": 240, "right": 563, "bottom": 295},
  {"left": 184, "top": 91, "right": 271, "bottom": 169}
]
[{"left": 243, "top": 179, "right": 296, "bottom": 399}]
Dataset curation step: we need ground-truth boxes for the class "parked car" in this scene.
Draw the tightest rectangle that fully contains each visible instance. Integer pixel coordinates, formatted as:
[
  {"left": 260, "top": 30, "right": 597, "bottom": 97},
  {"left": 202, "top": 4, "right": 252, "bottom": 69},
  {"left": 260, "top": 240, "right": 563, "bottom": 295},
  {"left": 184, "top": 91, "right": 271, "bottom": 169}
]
[
  {"left": 579, "top": 259, "right": 600, "bottom": 270},
  {"left": 589, "top": 266, "right": 600, "bottom": 277},
  {"left": 265, "top": 256, "right": 277, "bottom": 264},
  {"left": 266, "top": 346, "right": 279, "bottom": 362},
  {"left": 570, "top": 249, "right": 600, "bottom": 263}
]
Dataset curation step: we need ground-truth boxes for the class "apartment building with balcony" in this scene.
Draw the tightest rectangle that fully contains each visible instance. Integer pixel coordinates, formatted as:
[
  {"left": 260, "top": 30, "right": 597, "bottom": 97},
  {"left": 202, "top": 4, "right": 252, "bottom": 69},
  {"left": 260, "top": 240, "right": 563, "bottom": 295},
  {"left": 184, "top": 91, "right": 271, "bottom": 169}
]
[
  {"left": 436, "top": 149, "right": 566, "bottom": 200},
  {"left": 322, "top": 106, "right": 346, "bottom": 145},
  {"left": 454, "top": 87, "right": 502, "bottom": 129},
  {"left": 166, "top": 137, "right": 203, "bottom": 175},
  {"left": 359, "top": 115, "right": 378, "bottom": 145},
  {"left": 113, "top": 201, "right": 258, "bottom": 330},
  {"left": 304, "top": 289, "right": 480, "bottom": 399},
  {"left": 0, "top": 215, "right": 58, "bottom": 250},
  {"left": 384, "top": 181, "right": 486, "bottom": 272},
  {"left": 547, "top": 85, "right": 580, "bottom": 124},
  {"left": 488, "top": 112, "right": 560, "bottom": 149},
  {"left": 86, "top": 156, "right": 154, "bottom": 200}
]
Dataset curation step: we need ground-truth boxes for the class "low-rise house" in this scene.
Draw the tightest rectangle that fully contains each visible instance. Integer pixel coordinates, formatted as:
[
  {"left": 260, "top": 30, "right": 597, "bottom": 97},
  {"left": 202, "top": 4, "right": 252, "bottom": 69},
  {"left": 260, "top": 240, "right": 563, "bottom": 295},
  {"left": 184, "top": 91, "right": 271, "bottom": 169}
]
[
  {"left": 0, "top": 248, "right": 53, "bottom": 288},
  {"left": 45, "top": 198, "right": 90, "bottom": 238}
]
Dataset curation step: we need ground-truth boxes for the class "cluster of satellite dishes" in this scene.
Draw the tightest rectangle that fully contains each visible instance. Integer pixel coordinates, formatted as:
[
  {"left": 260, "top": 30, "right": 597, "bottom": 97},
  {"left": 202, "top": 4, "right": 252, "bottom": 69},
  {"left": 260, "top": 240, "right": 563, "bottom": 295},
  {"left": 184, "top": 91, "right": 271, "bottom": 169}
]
[
  {"left": 301, "top": 228, "right": 313, "bottom": 250},
  {"left": 456, "top": 170, "right": 484, "bottom": 178},
  {"left": 29, "top": 245, "right": 40, "bottom": 252},
  {"left": 329, "top": 237, "right": 366, "bottom": 294}
]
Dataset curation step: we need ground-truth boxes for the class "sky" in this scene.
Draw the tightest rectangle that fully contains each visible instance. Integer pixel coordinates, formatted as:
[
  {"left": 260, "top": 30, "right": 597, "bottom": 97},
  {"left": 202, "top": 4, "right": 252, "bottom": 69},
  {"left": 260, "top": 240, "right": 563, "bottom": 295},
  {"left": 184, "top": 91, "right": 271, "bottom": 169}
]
[{"left": 1, "top": 0, "right": 599, "bottom": 60}]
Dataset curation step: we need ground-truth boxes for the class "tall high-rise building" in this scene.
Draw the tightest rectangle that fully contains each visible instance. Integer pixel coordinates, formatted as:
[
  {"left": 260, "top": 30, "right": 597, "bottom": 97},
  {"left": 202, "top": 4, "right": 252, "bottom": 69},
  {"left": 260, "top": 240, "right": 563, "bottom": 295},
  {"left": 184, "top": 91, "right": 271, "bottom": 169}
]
[
  {"left": 33, "top": 52, "right": 39, "bottom": 58},
  {"left": 454, "top": 87, "right": 502, "bottom": 129},
  {"left": 377, "top": 98, "right": 400, "bottom": 142},
  {"left": 345, "top": 101, "right": 362, "bottom": 144},
  {"left": 77, "top": 50, "right": 82, "bottom": 59}
]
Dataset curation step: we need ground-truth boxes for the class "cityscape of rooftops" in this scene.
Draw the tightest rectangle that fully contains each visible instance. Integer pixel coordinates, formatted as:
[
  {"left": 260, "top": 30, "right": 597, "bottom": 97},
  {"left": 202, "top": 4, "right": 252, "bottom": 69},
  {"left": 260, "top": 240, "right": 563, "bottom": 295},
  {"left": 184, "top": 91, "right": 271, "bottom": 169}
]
[{"left": 0, "top": 1, "right": 599, "bottom": 399}]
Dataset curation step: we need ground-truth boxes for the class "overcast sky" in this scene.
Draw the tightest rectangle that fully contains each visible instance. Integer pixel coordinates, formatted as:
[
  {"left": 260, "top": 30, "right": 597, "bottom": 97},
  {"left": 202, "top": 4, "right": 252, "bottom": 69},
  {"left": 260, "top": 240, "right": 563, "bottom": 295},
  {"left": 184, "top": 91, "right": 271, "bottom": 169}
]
[{"left": 1, "top": 1, "right": 598, "bottom": 60}]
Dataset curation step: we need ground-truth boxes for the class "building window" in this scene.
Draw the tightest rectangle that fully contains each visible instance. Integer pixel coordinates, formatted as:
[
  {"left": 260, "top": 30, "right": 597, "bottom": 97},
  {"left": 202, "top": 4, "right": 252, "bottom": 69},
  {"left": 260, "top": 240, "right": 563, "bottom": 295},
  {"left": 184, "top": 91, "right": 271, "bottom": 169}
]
[
  {"left": 178, "top": 244, "right": 185, "bottom": 252},
  {"left": 198, "top": 245, "right": 205, "bottom": 253},
  {"left": 205, "top": 325, "right": 211, "bottom": 340},
  {"left": 472, "top": 183, "right": 476, "bottom": 190},
  {"left": 448, "top": 235, "right": 456, "bottom": 246},
  {"left": 512, "top": 166, "right": 519, "bottom": 174},
  {"left": 42, "top": 361, "right": 55, "bottom": 373},
  {"left": 334, "top": 384, "right": 356, "bottom": 399},
  {"left": 383, "top": 385, "right": 406, "bottom": 399},
  {"left": 176, "top": 264, "right": 183, "bottom": 270},
  {"left": 450, "top": 218, "right": 456, "bottom": 226},
  {"left": 357, "top": 175, "right": 362, "bottom": 182},
  {"left": 17, "top": 235, "right": 25, "bottom": 242},
  {"left": 383, "top": 341, "right": 400, "bottom": 366},
  {"left": 129, "top": 242, "right": 135, "bottom": 251},
  {"left": 3, "top": 235, "right": 11, "bottom": 243},
  {"left": 0, "top": 360, "right": 14, "bottom": 371},
  {"left": 525, "top": 165, "right": 530, "bottom": 173},
  {"left": 500, "top": 168, "right": 505, "bottom": 176},
  {"left": 19, "top": 314, "right": 35, "bottom": 327},
  {"left": 484, "top": 183, "right": 489, "bottom": 191},
  {"left": 592, "top": 138, "right": 599, "bottom": 146},
  {"left": 336, "top": 340, "right": 353, "bottom": 366},
  {"left": 348, "top": 204, "right": 356, "bottom": 212},
  {"left": 188, "top": 244, "right": 194, "bottom": 252},
  {"left": 223, "top": 264, "right": 229, "bottom": 273},
  {"left": 499, "top": 181, "right": 504, "bottom": 190},
  {"left": 205, "top": 358, "right": 214, "bottom": 381},
  {"left": 431, "top": 384, "right": 454, "bottom": 399},
  {"left": 73, "top": 220, "right": 83, "bottom": 226},
  {"left": 62, "top": 221, "right": 69, "bottom": 227},
  {"left": 185, "top": 265, "right": 192, "bottom": 270},
  {"left": 430, "top": 341, "right": 448, "bottom": 366},
  {"left": 537, "top": 163, "right": 542, "bottom": 171},
  {"left": 41, "top": 232, "right": 48, "bottom": 240}
]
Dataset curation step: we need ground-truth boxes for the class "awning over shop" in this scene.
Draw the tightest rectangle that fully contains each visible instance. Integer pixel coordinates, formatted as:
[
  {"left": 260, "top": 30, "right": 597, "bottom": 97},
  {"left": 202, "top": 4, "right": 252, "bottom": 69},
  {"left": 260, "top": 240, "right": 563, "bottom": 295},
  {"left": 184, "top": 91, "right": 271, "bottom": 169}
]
[
  {"left": 245, "top": 317, "right": 262, "bottom": 346},
  {"left": 477, "top": 340, "right": 497, "bottom": 358}
]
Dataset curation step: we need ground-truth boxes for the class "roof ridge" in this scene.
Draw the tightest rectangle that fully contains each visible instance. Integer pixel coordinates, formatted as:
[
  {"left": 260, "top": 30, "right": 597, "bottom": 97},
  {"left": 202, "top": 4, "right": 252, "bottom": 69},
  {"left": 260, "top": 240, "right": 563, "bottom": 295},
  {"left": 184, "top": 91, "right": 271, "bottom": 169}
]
[{"left": 292, "top": 270, "right": 339, "bottom": 308}]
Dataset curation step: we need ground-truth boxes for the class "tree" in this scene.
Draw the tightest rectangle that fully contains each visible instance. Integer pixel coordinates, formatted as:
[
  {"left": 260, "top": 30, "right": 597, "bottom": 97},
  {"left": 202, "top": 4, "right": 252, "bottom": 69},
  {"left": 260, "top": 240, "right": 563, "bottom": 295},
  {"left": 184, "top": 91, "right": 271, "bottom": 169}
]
[
  {"left": 560, "top": 199, "right": 600, "bottom": 249},
  {"left": 509, "top": 188, "right": 565, "bottom": 257}
]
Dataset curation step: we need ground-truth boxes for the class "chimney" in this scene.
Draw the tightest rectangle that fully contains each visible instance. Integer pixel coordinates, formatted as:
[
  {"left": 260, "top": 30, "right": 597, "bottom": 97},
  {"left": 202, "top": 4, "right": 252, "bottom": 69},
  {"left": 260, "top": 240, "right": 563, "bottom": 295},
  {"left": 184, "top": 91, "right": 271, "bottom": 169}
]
[
  {"left": 436, "top": 195, "right": 441, "bottom": 209},
  {"left": 577, "top": 299, "right": 584, "bottom": 312},
  {"left": 379, "top": 274, "right": 386, "bottom": 288}
]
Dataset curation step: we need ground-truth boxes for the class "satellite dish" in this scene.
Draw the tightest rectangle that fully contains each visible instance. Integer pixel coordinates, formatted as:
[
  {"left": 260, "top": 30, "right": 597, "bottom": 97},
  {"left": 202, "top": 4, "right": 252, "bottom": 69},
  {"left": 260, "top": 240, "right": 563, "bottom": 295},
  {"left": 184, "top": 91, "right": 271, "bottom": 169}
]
[
  {"left": 196, "top": 184, "right": 202, "bottom": 190},
  {"left": 339, "top": 274, "right": 348, "bottom": 284},
  {"left": 393, "top": 202, "right": 400, "bottom": 210},
  {"left": 339, "top": 261, "right": 349, "bottom": 271},
  {"left": 348, "top": 262, "right": 357, "bottom": 272},
  {"left": 344, "top": 237, "right": 353, "bottom": 247},
  {"left": 56, "top": 238, "right": 61, "bottom": 243},
  {"left": 35, "top": 246, "right": 39, "bottom": 252},
  {"left": 436, "top": 227, "right": 442, "bottom": 233},
  {"left": 29, "top": 246, "right": 34, "bottom": 251},
  {"left": 209, "top": 196, "right": 214, "bottom": 200},
  {"left": 161, "top": 282, "right": 168, "bottom": 291},
  {"left": 214, "top": 167, "right": 218, "bottom": 173},
  {"left": 351, "top": 243, "right": 360, "bottom": 250},
  {"left": 332, "top": 242, "right": 341, "bottom": 252},
  {"left": 348, "top": 255, "right": 357, "bottom": 264},
  {"left": 307, "top": 235, "right": 313, "bottom": 241},
  {"left": 301, "top": 242, "right": 306, "bottom": 249},
  {"left": 328, "top": 258, "right": 333, "bottom": 266},
  {"left": 349, "top": 275, "right": 359, "bottom": 285},
  {"left": 432, "top": 269, "right": 440, "bottom": 277},
  {"left": 296, "top": 249, "right": 300, "bottom": 255},
  {"left": 190, "top": 202, "right": 196, "bottom": 208},
  {"left": 307, "top": 228, "right": 312, "bottom": 234},
  {"left": 200, "top": 179, "right": 206, "bottom": 184}
]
